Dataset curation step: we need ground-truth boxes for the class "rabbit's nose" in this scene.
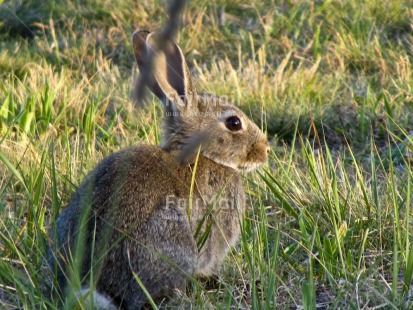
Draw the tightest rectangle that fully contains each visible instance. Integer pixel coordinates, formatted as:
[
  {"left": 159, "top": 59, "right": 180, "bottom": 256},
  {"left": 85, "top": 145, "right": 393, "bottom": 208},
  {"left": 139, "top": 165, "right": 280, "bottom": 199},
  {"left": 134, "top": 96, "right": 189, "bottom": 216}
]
[{"left": 266, "top": 145, "right": 270, "bottom": 154}]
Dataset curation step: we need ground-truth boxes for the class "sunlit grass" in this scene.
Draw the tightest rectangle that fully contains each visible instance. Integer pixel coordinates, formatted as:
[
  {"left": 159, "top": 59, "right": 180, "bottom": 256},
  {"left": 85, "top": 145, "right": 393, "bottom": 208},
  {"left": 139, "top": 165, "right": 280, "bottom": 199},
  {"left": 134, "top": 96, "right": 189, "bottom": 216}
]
[{"left": 1, "top": 0, "right": 413, "bottom": 308}]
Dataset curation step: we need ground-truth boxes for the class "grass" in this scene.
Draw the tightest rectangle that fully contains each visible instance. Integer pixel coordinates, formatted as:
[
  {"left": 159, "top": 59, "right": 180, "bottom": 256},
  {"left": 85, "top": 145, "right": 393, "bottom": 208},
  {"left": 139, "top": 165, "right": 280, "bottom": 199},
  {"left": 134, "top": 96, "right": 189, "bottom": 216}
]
[{"left": 0, "top": 0, "right": 413, "bottom": 308}]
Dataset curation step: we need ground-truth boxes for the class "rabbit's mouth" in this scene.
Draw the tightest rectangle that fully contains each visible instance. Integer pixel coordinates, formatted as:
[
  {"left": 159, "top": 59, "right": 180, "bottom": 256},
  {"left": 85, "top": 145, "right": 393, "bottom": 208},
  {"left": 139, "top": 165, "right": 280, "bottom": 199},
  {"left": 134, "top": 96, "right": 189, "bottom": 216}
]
[
  {"left": 237, "top": 161, "right": 266, "bottom": 172},
  {"left": 241, "top": 140, "right": 270, "bottom": 171},
  {"left": 204, "top": 140, "right": 269, "bottom": 172},
  {"left": 209, "top": 157, "right": 266, "bottom": 173}
]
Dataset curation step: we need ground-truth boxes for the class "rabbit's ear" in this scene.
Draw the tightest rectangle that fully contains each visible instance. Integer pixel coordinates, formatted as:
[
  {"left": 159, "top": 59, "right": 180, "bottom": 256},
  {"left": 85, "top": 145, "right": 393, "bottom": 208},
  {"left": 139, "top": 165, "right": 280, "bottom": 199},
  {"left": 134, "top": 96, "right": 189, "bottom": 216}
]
[
  {"left": 132, "top": 30, "right": 196, "bottom": 111},
  {"left": 132, "top": 30, "right": 150, "bottom": 67}
]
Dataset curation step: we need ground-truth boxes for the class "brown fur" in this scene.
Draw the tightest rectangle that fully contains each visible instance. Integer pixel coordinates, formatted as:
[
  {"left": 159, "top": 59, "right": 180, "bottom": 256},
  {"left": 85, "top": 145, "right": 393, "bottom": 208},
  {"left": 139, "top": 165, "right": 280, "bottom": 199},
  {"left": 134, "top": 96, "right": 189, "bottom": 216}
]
[{"left": 49, "top": 30, "right": 268, "bottom": 309}]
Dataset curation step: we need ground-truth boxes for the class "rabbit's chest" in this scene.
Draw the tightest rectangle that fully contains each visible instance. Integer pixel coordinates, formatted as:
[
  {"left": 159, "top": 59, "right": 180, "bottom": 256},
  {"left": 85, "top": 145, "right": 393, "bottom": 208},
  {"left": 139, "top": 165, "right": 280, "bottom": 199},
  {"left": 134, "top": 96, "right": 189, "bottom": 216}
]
[{"left": 191, "top": 175, "right": 245, "bottom": 276}]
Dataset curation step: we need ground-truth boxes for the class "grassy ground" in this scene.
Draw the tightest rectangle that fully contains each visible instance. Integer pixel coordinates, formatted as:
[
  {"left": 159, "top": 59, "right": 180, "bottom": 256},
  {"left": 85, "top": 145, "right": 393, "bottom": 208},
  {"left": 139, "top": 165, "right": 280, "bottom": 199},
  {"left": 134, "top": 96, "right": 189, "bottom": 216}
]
[{"left": 0, "top": 0, "right": 413, "bottom": 308}]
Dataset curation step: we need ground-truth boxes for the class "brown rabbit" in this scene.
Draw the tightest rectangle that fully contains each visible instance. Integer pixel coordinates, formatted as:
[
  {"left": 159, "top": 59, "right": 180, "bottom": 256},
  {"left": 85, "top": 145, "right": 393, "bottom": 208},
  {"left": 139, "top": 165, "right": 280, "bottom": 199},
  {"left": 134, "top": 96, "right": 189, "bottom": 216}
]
[{"left": 49, "top": 30, "right": 269, "bottom": 309}]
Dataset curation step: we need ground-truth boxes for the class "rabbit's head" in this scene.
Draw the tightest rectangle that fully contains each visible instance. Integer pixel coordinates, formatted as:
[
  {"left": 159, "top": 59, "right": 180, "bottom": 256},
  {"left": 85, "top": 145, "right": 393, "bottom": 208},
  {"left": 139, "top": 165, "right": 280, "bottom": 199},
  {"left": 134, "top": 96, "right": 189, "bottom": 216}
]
[{"left": 133, "top": 31, "right": 269, "bottom": 172}]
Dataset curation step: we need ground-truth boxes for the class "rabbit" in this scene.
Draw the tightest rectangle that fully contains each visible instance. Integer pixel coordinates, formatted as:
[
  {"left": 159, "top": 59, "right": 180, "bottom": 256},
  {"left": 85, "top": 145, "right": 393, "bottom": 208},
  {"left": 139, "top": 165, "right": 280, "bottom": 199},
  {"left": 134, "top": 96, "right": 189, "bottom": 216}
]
[{"left": 49, "top": 30, "right": 269, "bottom": 309}]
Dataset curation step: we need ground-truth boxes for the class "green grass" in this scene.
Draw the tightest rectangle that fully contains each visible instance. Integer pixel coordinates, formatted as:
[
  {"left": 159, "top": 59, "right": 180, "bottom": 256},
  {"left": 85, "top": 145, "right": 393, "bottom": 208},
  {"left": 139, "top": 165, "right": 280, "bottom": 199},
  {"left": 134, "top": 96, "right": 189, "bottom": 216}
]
[{"left": 1, "top": 0, "right": 413, "bottom": 308}]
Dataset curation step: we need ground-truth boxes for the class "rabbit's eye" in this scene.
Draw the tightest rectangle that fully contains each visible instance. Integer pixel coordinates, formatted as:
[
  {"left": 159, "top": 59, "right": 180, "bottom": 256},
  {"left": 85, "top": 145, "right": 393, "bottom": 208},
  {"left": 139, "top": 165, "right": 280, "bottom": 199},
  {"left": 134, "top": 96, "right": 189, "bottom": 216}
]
[{"left": 225, "top": 116, "right": 242, "bottom": 131}]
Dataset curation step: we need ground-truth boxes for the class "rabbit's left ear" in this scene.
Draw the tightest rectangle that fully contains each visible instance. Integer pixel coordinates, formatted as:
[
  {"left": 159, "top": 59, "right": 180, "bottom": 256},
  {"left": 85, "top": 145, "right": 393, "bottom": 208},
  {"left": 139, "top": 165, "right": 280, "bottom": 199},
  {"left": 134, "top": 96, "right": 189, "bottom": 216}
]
[{"left": 132, "top": 30, "right": 197, "bottom": 111}]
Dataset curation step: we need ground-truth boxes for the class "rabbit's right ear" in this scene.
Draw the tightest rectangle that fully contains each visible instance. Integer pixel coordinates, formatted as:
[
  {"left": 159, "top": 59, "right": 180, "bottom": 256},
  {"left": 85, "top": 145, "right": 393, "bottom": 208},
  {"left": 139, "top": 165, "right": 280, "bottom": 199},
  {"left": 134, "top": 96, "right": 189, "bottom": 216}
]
[{"left": 132, "top": 30, "right": 197, "bottom": 112}]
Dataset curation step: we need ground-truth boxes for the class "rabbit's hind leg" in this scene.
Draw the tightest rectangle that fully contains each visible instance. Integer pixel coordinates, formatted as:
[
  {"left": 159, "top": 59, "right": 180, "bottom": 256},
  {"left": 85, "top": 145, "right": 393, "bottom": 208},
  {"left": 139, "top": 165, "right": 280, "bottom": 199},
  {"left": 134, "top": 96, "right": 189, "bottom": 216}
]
[{"left": 105, "top": 206, "right": 197, "bottom": 309}]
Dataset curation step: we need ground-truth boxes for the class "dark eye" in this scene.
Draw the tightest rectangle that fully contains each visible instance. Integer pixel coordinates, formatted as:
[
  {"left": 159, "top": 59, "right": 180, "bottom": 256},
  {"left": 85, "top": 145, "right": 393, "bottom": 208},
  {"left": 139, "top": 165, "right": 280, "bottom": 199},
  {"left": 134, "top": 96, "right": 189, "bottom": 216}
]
[{"left": 225, "top": 116, "right": 242, "bottom": 131}]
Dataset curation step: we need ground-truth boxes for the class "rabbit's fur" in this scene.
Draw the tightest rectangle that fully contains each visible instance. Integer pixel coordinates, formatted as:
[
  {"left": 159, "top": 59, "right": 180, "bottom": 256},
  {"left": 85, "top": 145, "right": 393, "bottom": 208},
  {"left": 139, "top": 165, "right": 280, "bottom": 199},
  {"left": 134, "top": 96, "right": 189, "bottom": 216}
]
[{"left": 49, "top": 30, "right": 269, "bottom": 309}]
